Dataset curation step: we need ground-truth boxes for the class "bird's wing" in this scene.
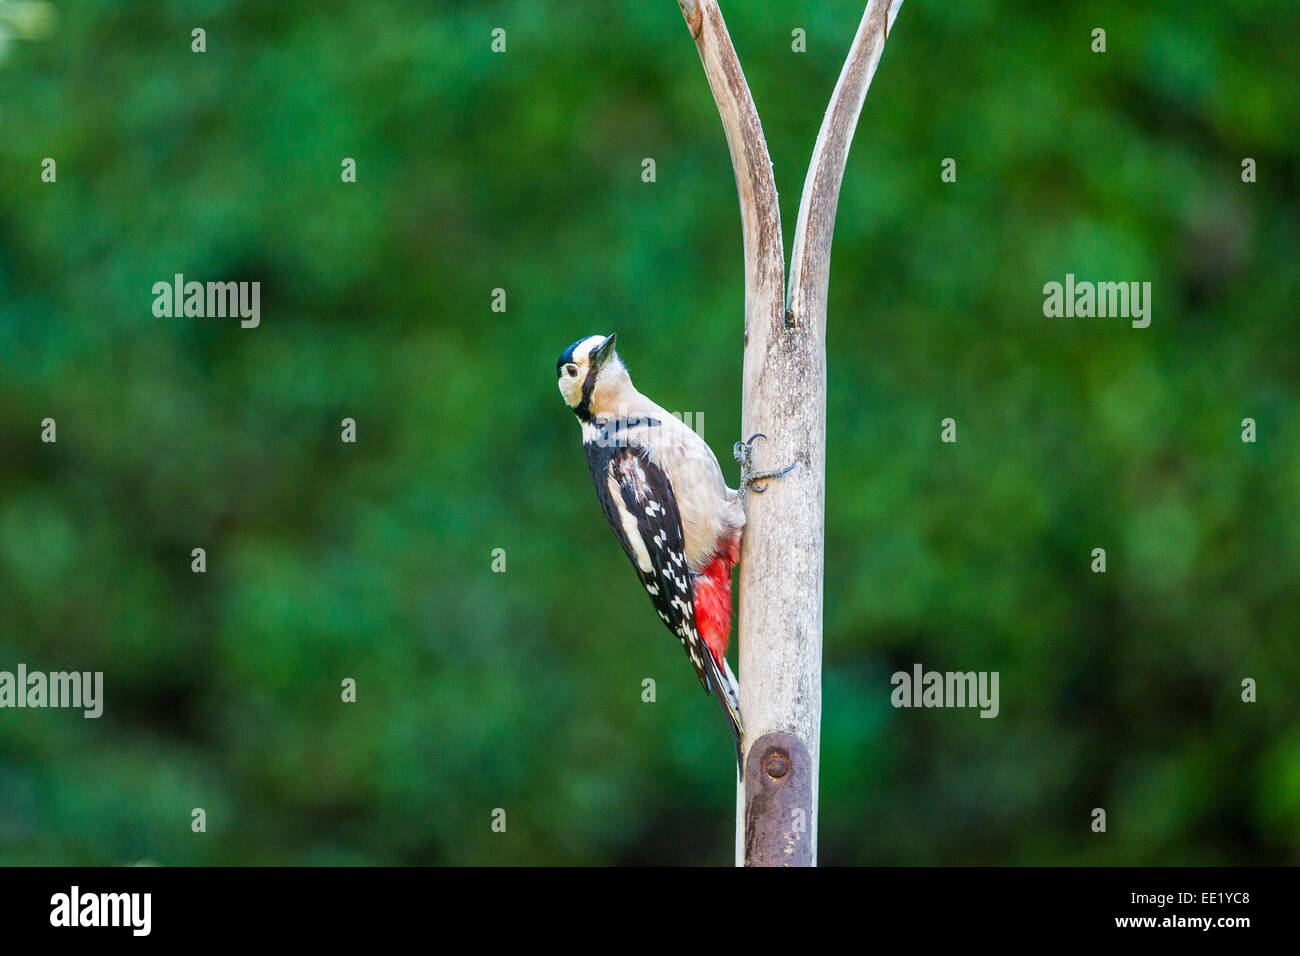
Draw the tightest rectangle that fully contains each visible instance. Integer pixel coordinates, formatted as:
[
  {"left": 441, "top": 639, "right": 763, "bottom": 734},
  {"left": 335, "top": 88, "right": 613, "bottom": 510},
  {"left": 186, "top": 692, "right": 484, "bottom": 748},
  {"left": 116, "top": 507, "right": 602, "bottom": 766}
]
[{"left": 586, "top": 429, "right": 713, "bottom": 692}]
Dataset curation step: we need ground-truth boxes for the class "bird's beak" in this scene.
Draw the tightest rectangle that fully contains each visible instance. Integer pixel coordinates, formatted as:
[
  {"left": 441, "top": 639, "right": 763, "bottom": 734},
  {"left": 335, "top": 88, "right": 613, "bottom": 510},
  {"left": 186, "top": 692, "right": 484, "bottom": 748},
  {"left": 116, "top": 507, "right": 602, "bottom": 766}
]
[{"left": 590, "top": 332, "right": 617, "bottom": 369}]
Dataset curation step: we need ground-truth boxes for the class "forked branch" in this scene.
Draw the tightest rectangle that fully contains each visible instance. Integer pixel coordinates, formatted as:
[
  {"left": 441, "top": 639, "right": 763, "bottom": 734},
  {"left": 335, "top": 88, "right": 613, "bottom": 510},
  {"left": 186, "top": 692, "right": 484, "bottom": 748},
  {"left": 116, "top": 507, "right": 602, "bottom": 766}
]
[{"left": 675, "top": 0, "right": 903, "bottom": 866}]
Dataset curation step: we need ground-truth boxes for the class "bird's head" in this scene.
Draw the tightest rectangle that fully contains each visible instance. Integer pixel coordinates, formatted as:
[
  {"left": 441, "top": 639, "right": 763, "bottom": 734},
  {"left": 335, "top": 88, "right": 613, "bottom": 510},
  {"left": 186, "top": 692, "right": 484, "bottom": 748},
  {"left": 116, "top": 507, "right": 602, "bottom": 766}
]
[{"left": 556, "top": 332, "right": 628, "bottom": 421}]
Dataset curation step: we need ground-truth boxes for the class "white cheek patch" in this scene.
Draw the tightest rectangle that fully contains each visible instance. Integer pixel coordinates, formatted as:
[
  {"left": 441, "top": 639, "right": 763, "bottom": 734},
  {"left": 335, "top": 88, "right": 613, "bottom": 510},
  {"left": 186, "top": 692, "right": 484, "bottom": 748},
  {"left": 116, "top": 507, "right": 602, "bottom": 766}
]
[
  {"left": 608, "top": 475, "right": 653, "bottom": 574},
  {"left": 561, "top": 373, "right": 586, "bottom": 406}
]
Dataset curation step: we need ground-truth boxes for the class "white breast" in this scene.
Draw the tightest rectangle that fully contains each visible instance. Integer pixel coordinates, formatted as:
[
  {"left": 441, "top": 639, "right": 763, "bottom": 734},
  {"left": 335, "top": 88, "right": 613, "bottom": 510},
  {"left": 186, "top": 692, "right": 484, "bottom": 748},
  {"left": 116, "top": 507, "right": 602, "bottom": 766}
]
[{"left": 623, "top": 402, "right": 744, "bottom": 571}]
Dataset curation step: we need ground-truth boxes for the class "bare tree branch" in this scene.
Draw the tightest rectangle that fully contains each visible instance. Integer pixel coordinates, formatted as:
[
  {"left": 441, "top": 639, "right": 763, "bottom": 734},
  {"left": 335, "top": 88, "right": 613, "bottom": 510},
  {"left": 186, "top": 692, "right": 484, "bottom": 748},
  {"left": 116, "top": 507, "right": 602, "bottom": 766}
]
[
  {"left": 676, "top": 0, "right": 785, "bottom": 345},
  {"left": 676, "top": 0, "right": 903, "bottom": 866},
  {"left": 788, "top": 0, "right": 904, "bottom": 320}
]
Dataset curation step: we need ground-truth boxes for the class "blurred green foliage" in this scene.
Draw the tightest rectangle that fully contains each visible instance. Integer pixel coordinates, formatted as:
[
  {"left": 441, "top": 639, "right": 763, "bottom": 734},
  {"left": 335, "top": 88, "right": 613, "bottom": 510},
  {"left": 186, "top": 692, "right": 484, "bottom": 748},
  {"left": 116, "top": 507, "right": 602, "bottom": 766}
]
[{"left": 0, "top": 0, "right": 1297, "bottom": 865}]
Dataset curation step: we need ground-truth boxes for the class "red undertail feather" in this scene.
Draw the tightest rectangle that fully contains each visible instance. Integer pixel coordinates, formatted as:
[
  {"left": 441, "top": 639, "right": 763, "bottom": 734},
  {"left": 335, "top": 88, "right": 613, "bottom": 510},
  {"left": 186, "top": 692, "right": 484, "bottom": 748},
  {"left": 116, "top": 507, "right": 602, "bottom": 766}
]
[{"left": 693, "top": 532, "right": 741, "bottom": 667}]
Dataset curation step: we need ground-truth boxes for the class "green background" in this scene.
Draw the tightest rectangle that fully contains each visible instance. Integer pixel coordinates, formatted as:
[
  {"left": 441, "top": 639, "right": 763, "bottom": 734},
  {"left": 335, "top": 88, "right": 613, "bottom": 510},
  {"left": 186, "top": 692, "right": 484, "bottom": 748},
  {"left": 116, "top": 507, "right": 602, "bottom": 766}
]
[{"left": 1, "top": 0, "right": 1297, "bottom": 865}]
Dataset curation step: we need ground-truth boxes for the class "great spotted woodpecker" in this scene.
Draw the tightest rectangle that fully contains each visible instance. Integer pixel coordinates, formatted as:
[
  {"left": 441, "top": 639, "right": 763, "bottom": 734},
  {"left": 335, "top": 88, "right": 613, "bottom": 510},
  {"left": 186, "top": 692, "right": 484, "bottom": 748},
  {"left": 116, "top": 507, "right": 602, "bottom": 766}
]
[{"left": 556, "top": 333, "right": 794, "bottom": 768}]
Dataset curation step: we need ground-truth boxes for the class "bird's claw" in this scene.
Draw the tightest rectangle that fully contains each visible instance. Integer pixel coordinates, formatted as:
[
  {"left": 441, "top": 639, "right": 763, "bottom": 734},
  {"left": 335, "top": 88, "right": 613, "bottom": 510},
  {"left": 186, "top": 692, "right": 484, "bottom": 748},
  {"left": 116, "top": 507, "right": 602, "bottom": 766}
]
[
  {"left": 733, "top": 433, "right": 767, "bottom": 464},
  {"left": 735, "top": 433, "right": 796, "bottom": 496}
]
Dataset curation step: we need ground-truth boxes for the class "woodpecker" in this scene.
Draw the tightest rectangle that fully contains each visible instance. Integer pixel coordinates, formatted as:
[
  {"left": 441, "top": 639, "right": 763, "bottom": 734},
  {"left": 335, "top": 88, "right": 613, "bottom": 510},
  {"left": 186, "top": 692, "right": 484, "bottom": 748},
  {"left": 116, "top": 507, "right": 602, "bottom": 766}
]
[{"left": 556, "top": 332, "right": 795, "bottom": 769}]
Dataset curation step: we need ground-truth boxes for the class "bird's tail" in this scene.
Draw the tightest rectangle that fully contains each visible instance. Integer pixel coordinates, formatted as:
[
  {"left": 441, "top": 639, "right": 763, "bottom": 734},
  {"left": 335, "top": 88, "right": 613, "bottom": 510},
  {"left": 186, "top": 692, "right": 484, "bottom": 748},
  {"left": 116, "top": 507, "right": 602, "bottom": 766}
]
[{"left": 704, "top": 650, "right": 744, "bottom": 774}]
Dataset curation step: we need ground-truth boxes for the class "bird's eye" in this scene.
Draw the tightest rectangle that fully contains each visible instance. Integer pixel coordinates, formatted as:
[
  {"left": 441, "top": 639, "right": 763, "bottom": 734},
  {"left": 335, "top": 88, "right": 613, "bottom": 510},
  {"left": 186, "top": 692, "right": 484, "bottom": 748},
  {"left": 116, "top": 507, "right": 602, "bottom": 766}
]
[{"left": 566, "top": 364, "right": 579, "bottom": 378}]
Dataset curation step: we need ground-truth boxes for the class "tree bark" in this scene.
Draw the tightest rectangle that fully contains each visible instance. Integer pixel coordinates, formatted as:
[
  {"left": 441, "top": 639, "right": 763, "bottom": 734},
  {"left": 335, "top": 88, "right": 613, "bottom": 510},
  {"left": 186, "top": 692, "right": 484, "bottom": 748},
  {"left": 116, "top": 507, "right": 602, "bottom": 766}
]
[{"left": 676, "top": 0, "right": 903, "bottom": 866}]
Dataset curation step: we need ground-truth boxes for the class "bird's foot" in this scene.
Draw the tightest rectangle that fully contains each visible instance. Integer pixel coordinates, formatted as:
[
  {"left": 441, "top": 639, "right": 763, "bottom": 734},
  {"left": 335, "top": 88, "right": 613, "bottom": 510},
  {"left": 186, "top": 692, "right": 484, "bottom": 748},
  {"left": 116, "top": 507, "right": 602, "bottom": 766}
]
[{"left": 733, "top": 433, "right": 797, "bottom": 497}]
